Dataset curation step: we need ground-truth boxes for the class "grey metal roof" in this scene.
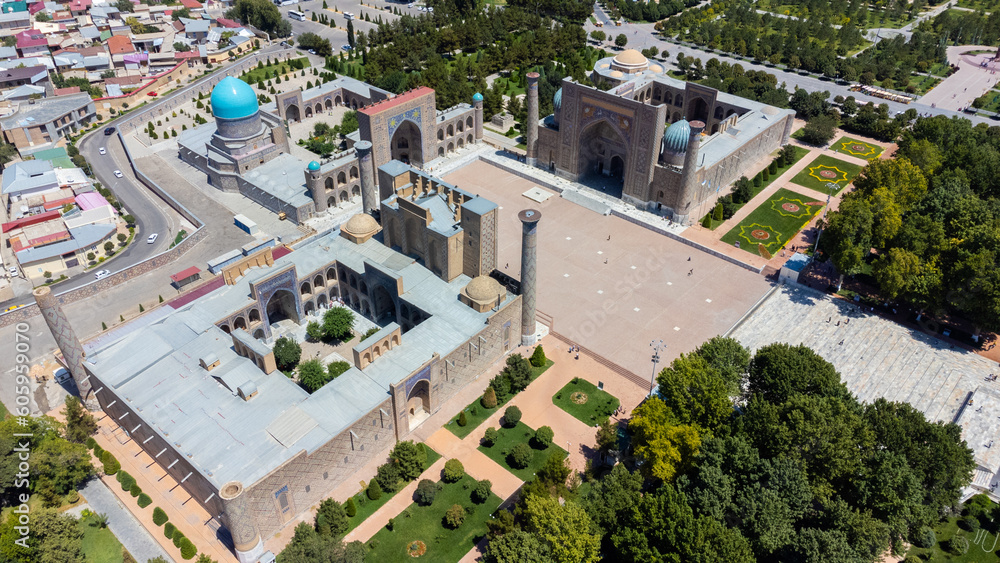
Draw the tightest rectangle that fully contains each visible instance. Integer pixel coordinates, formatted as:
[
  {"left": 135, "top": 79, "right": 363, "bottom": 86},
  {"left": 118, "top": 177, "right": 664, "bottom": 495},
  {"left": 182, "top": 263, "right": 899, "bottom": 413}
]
[
  {"left": 2, "top": 160, "right": 57, "bottom": 194},
  {"left": 462, "top": 195, "right": 496, "bottom": 215},
  {"left": 0, "top": 92, "right": 92, "bottom": 129},
  {"left": 15, "top": 223, "right": 114, "bottom": 264},
  {"left": 84, "top": 223, "right": 514, "bottom": 489},
  {"left": 241, "top": 153, "right": 313, "bottom": 208},
  {"left": 378, "top": 159, "right": 410, "bottom": 178},
  {"left": 2, "top": 84, "right": 44, "bottom": 100},
  {"left": 0, "top": 46, "right": 17, "bottom": 59}
]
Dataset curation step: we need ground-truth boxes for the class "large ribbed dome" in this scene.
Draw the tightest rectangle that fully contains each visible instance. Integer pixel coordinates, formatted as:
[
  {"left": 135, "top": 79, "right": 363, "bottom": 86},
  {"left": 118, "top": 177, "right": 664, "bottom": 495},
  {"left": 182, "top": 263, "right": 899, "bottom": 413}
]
[
  {"left": 210, "top": 76, "right": 259, "bottom": 120},
  {"left": 614, "top": 49, "right": 647, "bottom": 67},
  {"left": 663, "top": 119, "right": 691, "bottom": 154}
]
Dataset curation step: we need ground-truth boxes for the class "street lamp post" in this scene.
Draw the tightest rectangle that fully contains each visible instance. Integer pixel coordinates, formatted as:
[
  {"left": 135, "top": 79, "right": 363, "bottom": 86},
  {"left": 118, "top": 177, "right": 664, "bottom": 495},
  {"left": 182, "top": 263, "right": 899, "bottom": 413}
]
[{"left": 649, "top": 339, "right": 664, "bottom": 396}]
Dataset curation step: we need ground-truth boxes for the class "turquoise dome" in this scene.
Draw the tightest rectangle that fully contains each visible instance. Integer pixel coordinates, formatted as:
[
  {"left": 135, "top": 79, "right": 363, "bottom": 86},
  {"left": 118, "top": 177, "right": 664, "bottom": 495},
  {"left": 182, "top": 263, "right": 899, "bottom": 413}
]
[
  {"left": 308, "top": 161, "right": 320, "bottom": 172},
  {"left": 211, "top": 76, "right": 259, "bottom": 120},
  {"left": 663, "top": 119, "right": 691, "bottom": 154},
  {"left": 472, "top": 92, "right": 483, "bottom": 102},
  {"left": 553, "top": 87, "right": 562, "bottom": 112}
]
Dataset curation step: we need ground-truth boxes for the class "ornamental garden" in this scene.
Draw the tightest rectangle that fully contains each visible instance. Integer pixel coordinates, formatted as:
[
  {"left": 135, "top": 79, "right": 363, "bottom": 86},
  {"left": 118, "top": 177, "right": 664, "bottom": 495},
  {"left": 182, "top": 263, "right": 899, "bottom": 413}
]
[{"left": 721, "top": 188, "right": 825, "bottom": 257}]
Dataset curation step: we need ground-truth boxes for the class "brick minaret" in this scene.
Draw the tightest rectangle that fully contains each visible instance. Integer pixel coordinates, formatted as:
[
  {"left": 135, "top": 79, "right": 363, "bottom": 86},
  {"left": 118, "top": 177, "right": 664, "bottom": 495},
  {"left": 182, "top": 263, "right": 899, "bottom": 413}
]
[
  {"left": 525, "top": 73, "right": 539, "bottom": 167},
  {"left": 356, "top": 140, "right": 377, "bottom": 213},
  {"left": 33, "top": 286, "right": 96, "bottom": 409},
  {"left": 220, "top": 481, "right": 263, "bottom": 563},
  {"left": 674, "top": 120, "right": 705, "bottom": 225},
  {"left": 473, "top": 92, "right": 484, "bottom": 143},
  {"left": 518, "top": 209, "right": 541, "bottom": 346}
]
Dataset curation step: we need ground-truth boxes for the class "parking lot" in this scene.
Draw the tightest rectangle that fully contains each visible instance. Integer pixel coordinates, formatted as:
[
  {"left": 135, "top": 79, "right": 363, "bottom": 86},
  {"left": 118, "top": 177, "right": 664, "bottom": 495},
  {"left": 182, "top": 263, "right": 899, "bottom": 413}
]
[{"left": 281, "top": 0, "right": 429, "bottom": 55}]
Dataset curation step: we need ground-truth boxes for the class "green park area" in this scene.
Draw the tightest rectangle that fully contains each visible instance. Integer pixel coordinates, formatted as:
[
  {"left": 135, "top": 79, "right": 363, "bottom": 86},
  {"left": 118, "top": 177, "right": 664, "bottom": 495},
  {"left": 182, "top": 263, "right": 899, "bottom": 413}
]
[
  {"left": 79, "top": 511, "right": 126, "bottom": 563},
  {"left": 552, "top": 378, "right": 620, "bottom": 426},
  {"left": 478, "top": 419, "right": 568, "bottom": 481},
  {"left": 790, "top": 154, "right": 864, "bottom": 195},
  {"left": 364, "top": 474, "right": 502, "bottom": 562},
  {"left": 240, "top": 57, "right": 310, "bottom": 84},
  {"left": 830, "top": 136, "right": 884, "bottom": 159},
  {"left": 447, "top": 351, "right": 553, "bottom": 439},
  {"left": 342, "top": 446, "right": 441, "bottom": 536},
  {"left": 905, "top": 494, "right": 1000, "bottom": 561},
  {"left": 721, "top": 188, "right": 824, "bottom": 257}
]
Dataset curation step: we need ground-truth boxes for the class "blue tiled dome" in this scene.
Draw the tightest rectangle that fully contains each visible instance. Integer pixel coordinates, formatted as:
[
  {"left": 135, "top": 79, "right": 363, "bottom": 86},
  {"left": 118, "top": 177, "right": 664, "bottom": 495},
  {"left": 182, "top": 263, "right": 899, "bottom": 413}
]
[
  {"left": 553, "top": 87, "right": 562, "bottom": 112},
  {"left": 663, "top": 119, "right": 691, "bottom": 154},
  {"left": 472, "top": 92, "right": 483, "bottom": 102},
  {"left": 210, "top": 76, "right": 259, "bottom": 120},
  {"left": 308, "top": 161, "right": 321, "bottom": 172}
]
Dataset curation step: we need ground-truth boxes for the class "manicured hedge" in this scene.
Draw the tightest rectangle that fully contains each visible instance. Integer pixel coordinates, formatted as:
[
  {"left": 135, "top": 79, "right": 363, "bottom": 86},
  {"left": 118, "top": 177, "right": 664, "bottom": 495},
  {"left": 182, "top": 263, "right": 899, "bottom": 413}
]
[
  {"left": 179, "top": 538, "right": 197, "bottom": 560},
  {"left": 137, "top": 493, "right": 152, "bottom": 508},
  {"left": 164, "top": 522, "right": 176, "bottom": 539},
  {"left": 152, "top": 507, "right": 168, "bottom": 526}
]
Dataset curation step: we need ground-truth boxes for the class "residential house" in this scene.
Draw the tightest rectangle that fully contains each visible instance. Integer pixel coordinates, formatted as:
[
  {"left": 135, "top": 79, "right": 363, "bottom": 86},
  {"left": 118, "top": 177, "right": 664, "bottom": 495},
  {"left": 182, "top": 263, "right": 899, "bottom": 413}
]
[
  {"left": 15, "top": 30, "right": 49, "bottom": 57},
  {"left": 0, "top": 92, "right": 95, "bottom": 151},
  {"left": 0, "top": 9, "right": 29, "bottom": 29}
]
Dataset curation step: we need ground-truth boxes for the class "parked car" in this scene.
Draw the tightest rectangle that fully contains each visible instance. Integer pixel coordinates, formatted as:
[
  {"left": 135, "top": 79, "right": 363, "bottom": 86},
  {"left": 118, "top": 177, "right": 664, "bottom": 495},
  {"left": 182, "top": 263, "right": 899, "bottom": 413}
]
[
  {"left": 147, "top": 233, "right": 158, "bottom": 244},
  {"left": 7, "top": 266, "right": 16, "bottom": 277},
  {"left": 113, "top": 170, "right": 123, "bottom": 178},
  {"left": 342, "top": 45, "right": 352, "bottom": 51},
  {"left": 53, "top": 368, "right": 70, "bottom": 383},
  {"left": 94, "top": 269, "right": 111, "bottom": 280},
  {"left": 99, "top": 147, "right": 106, "bottom": 155},
  {"left": 308, "top": 49, "right": 316, "bottom": 55}
]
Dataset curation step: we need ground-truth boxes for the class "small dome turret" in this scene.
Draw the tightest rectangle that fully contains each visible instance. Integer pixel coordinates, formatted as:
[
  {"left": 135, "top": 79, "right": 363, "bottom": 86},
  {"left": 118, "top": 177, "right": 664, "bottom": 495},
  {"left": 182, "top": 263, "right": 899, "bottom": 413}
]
[
  {"left": 307, "top": 161, "right": 320, "bottom": 172},
  {"left": 472, "top": 92, "right": 483, "bottom": 102}
]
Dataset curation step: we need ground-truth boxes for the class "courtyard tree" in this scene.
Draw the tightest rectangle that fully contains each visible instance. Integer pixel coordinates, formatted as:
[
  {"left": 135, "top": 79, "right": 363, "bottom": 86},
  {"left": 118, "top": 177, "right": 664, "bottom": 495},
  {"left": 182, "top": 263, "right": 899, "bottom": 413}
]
[
  {"left": 615, "top": 34, "right": 628, "bottom": 48},
  {"left": 306, "top": 321, "right": 323, "bottom": 341},
  {"left": 503, "top": 405, "right": 522, "bottom": 427},
  {"left": 821, "top": 195, "right": 874, "bottom": 291},
  {"left": 483, "top": 529, "right": 550, "bottom": 563},
  {"left": 509, "top": 443, "right": 532, "bottom": 469},
  {"left": 390, "top": 440, "right": 426, "bottom": 481},
  {"left": 529, "top": 345, "right": 547, "bottom": 367},
  {"left": 472, "top": 479, "right": 492, "bottom": 504},
  {"left": 62, "top": 396, "right": 97, "bottom": 443},
  {"left": 315, "top": 498, "right": 349, "bottom": 537},
  {"left": 747, "top": 343, "right": 849, "bottom": 404},
  {"left": 537, "top": 453, "right": 571, "bottom": 488},
  {"left": 297, "top": 359, "right": 329, "bottom": 393},
  {"left": 414, "top": 479, "right": 439, "bottom": 506},
  {"left": 481, "top": 386, "right": 497, "bottom": 409},
  {"left": 443, "top": 458, "right": 465, "bottom": 482},
  {"left": 322, "top": 307, "right": 354, "bottom": 341},
  {"left": 366, "top": 479, "right": 382, "bottom": 500},
  {"left": 444, "top": 504, "right": 466, "bottom": 528},
  {"left": 482, "top": 427, "right": 499, "bottom": 446},
  {"left": 272, "top": 337, "right": 301, "bottom": 371},
  {"left": 801, "top": 114, "right": 838, "bottom": 146},
  {"left": 533, "top": 426, "right": 554, "bottom": 449},
  {"left": 595, "top": 419, "right": 617, "bottom": 453},
  {"left": 523, "top": 495, "right": 601, "bottom": 563},
  {"left": 590, "top": 30, "right": 606, "bottom": 42},
  {"left": 693, "top": 336, "right": 751, "bottom": 395}
]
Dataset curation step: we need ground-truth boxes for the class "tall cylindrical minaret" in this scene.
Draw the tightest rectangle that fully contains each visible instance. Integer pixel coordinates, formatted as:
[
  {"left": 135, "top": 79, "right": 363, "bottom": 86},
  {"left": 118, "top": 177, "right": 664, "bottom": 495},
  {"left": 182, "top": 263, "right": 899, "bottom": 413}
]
[
  {"left": 518, "top": 209, "right": 541, "bottom": 346},
  {"left": 472, "top": 92, "right": 484, "bottom": 142},
  {"left": 356, "top": 140, "right": 377, "bottom": 213},
  {"left": 33, "top": 286, "right": 96, "bottom": 409},
  {"left": 674, "top": 120, "right": 705, "bottom": 225},
  {"left": 781, "top": 114, "right": 794, "bottom": 144},
  {"left": 306, "top": 161, "right": 325, "bottom": 214},
  {"left": 525, "top": 72, "right": 539, "bottom": 167},
  {"left": 220, "top": 481, "right": 263, "bottom": 563}
]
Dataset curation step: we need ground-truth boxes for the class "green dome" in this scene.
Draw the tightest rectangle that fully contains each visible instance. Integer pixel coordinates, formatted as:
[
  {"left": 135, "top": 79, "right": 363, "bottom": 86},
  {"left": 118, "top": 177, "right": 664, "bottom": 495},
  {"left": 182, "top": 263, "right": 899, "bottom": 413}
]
[
  {"left": 308, "top": 161, "right": 321, "bottom": 171},
  {"left": 663, "top": 119, "right": 691, "bottom": 154},
  {"left": 210, "top": 76, "right": 259, "bottom": 120}
]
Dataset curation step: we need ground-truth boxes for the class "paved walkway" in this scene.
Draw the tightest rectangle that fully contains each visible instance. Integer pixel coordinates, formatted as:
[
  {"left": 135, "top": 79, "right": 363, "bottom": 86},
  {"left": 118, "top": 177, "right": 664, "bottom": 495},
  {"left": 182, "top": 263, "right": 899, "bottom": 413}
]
[{"left": 79, "top": 478, "right": 174, "bottom": 563}]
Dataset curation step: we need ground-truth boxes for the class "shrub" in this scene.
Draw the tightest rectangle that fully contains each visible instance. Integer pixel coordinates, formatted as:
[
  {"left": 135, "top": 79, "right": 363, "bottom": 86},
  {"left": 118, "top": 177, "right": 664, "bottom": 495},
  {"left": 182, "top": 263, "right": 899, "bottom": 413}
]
[
  {"left": 119, "top": 475, "right": 134, "bottom": 492},
  {"left": 768, "top": 159, "right": 777, "bottom": 174},
  {"left": 533, "top": 426, "right": 554, "bottom": 449},
  {"left": 164, "top": 522, "right": 176, "bottom": 539},
  {"left": 387, "top": 517, "right": 395, "bottom": 531},
  {"left": 754, "top": 173, "right": 762, "bottom": 187},
  {"left": 457, "top": 411, "right": 468, "bottom": 427},
  {"left": 152, "top": 507, "right": 168, "bottom": 526},
  {"left": 950, "top": 535, "right": 970, "bottom": 555},
  {"left": 713, "top": 202, "right": 723, "bottom": 222},
  {"left": 701, "top": 214, "right": 712, "bottom": 228},
  {"left": 101, "top": 451, "right": 120, "bottom": 475},
  {"left": 180, "top": 538, "right": 197, "bottom": 559},
  {"left": 509, "top": 443, "right": 532, "bottom": 469},
  {"left": 366, "top": 479, "right": 382, "bottom": 501},
  {"left": 961, "top": 514, "right": 981, "bottom": 532},
  {"left": 762, "top": 168, "right": 770, "bottom": 182},
  {"left": 66, "top": 491, "right": 80, "bottom": 504},
  {"left": 137, "top": 493, "right": 152, "bottom": 508},
  {"left": 315, "top": 498, "right": 348, "bottom": 537},
  {"left": 444, "top": 504, "right": 466, "bottom": 529},
  {"left": 503, "top": 406, "right": 521, "bottom": 427},
  {"left": 85, "top": 437, "right": 97, "bottom": 449},
  {"left": 173, "top": 531, "right": 184, "bottom": 548},
  {"left": 914, "top": 526, "right": 936, "bottom": 548},
  {"left": 375, "top": 462, "right": 401, "bottom": 493},
  {"left": 414, "top": 479, "right": 438, "bottom": 506},
  {"left": 472, "top": 480, "right": 492, "bottom": 504},
  {"left": 482, "top": 427, "right": 499, "bottom": 447},
  {"left": 130, "top": 483, "right": 141, "bottom": 497},
  {"left": 443, "top": 459, "right": 465, "bottom": 483},
  {"left": 481, "top": 387, "right": 497, "bottom": 409},
  {"left": 529, "top": 345, "right": 546, "bottom": 367},
  {"left": 390, "top": 440, "right": 427, "bottom": 481},
  {"left": 116, "top": 470, "right": 130, "bottom": 483},
  {"left": 344, "top": 497, "right": 356, "bottom": 517}
]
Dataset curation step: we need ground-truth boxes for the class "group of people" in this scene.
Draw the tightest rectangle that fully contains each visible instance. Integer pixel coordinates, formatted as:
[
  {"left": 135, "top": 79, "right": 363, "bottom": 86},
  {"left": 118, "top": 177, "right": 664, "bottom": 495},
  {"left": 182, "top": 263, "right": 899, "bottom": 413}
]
[
  {"left": 568, "top": 345, "right": 580, "bottom": 360},
  {"left": 985, "top": 374, "right": 998, "bottom": 382}
]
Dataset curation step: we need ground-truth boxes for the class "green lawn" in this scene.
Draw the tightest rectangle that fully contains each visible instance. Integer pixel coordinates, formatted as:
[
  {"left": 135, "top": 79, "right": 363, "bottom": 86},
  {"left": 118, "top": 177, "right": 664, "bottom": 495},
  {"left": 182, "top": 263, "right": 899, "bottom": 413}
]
[
  {"left": 700, "top": 145, "right": 808, "bottom": 230},
  {"left": 240, "top": 57, "right": 310, "bottom": 84},
  {"left": 790, "top": 154, "right": 864, "bottom": 195},
  {"left": 79, "top": 513, "right": 125, "bottom": 563},
  {"left": 720, "top": 188, "right": 825, "bottom": 257},
  {"left": 552, "top": 378, "right": 620, "bottom": 426},
  {"left": 905, "top": 517, "right": 999, "bottom": 561},
  {"left": 477, "top": 422, "right": 568, "bottom": 481},
  {"left": 364, "top": 475, "right": 502, "bottom": 563},
  {"left": 344, "top": 445, "right": 441, "bottom": 535},
  {"left": 446, "top": 359, "right": 554, "bottom": 439},
  {"left": 829, "top": 136, "right": 884, "bottom": 160}
]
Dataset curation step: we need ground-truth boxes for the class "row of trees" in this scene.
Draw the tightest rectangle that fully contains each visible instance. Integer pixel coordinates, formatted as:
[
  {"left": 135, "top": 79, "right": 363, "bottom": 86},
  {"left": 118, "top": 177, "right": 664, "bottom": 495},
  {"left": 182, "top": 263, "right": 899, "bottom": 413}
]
[
  {"left": 481, "top": 336, "right": 974, "bottom": 562},
  {"left": 822, "top": 115, "right": 1000, "bottom": 332}
]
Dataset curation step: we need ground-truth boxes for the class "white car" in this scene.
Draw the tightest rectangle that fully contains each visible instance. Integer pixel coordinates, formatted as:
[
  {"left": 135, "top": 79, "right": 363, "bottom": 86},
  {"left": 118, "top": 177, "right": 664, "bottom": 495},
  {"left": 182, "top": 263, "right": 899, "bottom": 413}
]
[
  {"left": 99, "top": 147, "right": 106, "bottom": 155},
  {"left": 147, "top": 233, "right": 158, "bottom": 244},
  {"left": 113, "top": 170, "right": 123, "bottom": 178},
  {"left": 53, "top": 368, "right": 71, "bottom": 384},
  {"left": 8, "top": 266, "right": 16, "bottom": 277},
  {"left": 94, "top": 269, "right": 111, "bottom": 280}
]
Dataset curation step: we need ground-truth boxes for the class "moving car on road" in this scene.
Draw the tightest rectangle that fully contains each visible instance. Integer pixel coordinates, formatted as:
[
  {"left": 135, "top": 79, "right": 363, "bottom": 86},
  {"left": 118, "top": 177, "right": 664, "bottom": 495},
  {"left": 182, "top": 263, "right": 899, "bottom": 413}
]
[
  {"left": 113, "top": 170, "right": 123, "bottom": 178},
  {"left": 104, "top": 126, "right": 116, "bottom": 135},
  {"left": 94, "top": 269, "right": 111, "bottom": 280},
  {"left": 99, "top": 147, "right": 106, "bottom": 155},
  {"left": 147, "top": 233, "right": 158, "bottom": 244}
]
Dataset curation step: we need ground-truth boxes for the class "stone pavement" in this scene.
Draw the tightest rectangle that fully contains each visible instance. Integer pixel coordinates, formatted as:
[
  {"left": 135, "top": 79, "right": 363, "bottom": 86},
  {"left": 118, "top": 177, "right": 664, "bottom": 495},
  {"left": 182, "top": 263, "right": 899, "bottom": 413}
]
[
  {"left": 79, "top": 478, "right": 174, "bottom": 563},
  {"left": 729, "top": 284, "right": 997, "bottom": 424}
]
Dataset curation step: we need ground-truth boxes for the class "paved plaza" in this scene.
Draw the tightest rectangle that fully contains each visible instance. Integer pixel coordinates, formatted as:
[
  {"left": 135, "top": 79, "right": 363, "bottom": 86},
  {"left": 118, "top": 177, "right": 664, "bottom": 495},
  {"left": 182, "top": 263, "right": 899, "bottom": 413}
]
[
  {"left": 443, "top": 161, "right": 772, "bottom": 377},
  {"left": 730, "top": 284, "right": 998, "bottom": 424}
]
